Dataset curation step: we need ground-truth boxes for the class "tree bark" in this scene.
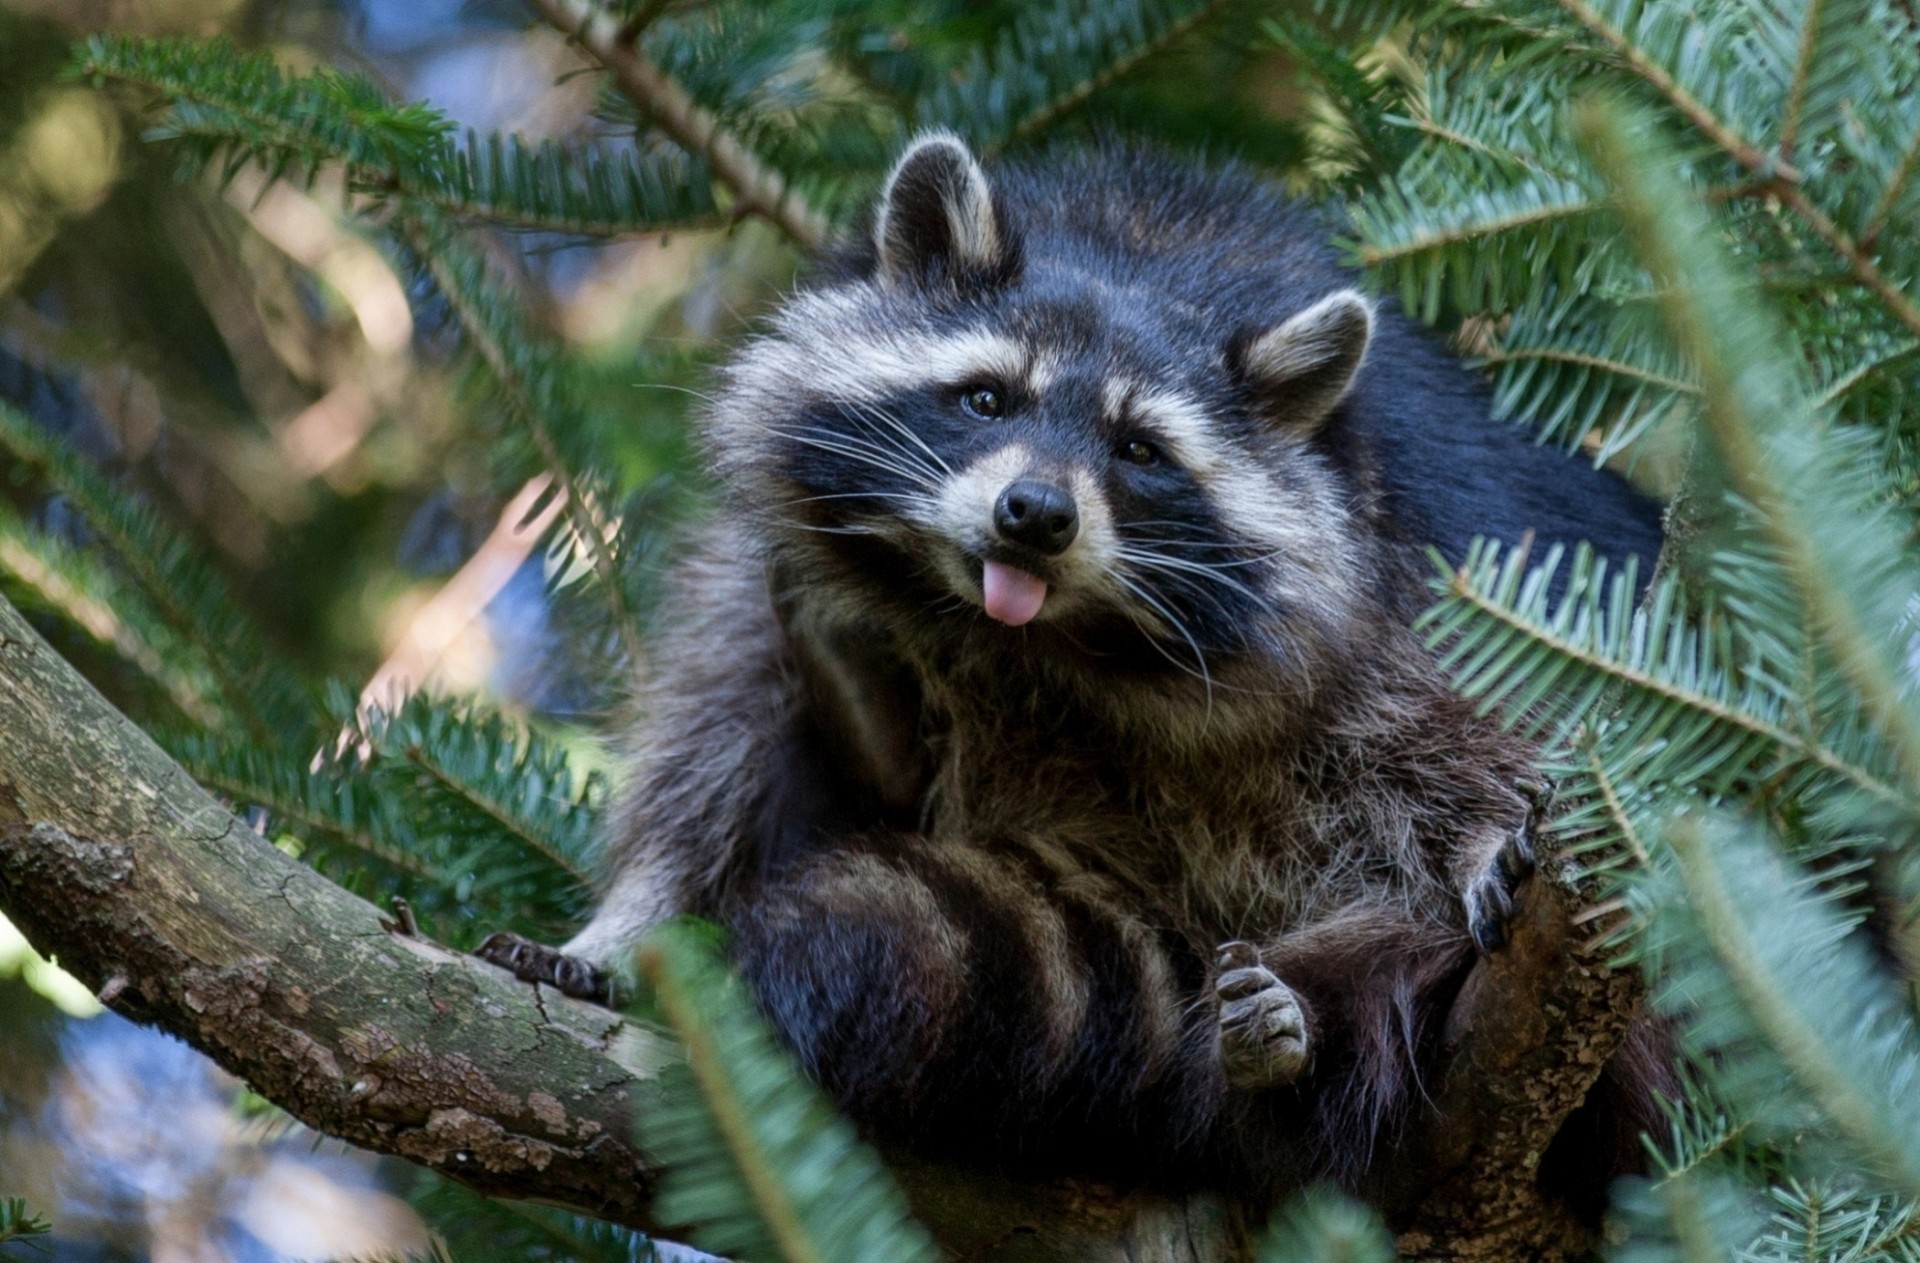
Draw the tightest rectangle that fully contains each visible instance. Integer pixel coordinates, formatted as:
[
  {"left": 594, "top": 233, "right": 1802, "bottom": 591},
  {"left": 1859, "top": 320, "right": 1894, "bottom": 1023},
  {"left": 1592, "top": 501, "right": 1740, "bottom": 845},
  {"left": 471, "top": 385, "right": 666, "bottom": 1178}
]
[
  {"left": 0, "top": 590, "right": 1636, "bottom": 1261},
  {"left": 0, "top": 593, "right": 674, "bottom": 1231}
]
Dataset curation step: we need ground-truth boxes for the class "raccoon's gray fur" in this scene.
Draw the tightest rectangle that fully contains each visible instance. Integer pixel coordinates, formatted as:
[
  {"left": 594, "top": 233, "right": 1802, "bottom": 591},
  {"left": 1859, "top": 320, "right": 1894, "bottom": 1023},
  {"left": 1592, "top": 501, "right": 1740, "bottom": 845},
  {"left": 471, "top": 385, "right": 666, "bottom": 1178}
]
[{"left": 480, "top": 135, "right": 1668, "bottom": 1197}]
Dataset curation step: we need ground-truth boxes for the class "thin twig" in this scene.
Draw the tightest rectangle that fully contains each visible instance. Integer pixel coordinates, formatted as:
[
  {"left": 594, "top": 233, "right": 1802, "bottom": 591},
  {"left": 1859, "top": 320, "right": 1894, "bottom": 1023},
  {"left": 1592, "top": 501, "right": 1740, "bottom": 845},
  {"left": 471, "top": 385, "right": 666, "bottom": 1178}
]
[
  {"left": 527, "top": 0, "right": 830, "bottom": 250},
  {"left": 1549, "top": 0, "right": 1802, "bottom": 183},
  {"left": 1864, "top": 123, "right": 1920, "bottom": 247},
  {"left": 1773, "top": 180, "right": 1920, "bottom": 343},
  {"left": 1477, "top": 344, "right": 1700, "bottom": 395},
  {"left": 1779, "top": 0, "right": 1824, "bottom": 159},
  {"left": 407, "top": 232, "right": 651, "bottom": 676},
  {"left": 996, "top": 0, "right": 1234, "bottom": 155}
]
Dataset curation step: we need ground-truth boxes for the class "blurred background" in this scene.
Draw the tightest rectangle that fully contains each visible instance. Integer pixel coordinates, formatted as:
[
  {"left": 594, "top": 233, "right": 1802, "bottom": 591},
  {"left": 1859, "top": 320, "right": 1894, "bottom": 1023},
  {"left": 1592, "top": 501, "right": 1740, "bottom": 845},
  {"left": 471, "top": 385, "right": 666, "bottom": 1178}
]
[{"left": 0, "top": 1, "right": 1328, "bottom": 1257}]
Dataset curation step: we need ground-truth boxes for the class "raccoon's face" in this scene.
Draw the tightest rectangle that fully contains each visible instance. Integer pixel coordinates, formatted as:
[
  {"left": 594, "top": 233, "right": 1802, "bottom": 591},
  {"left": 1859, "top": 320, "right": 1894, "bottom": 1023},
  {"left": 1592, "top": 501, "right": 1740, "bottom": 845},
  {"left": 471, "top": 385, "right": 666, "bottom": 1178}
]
[{"left": 715, "top": 134, "right": 1374, "bottom": 674}]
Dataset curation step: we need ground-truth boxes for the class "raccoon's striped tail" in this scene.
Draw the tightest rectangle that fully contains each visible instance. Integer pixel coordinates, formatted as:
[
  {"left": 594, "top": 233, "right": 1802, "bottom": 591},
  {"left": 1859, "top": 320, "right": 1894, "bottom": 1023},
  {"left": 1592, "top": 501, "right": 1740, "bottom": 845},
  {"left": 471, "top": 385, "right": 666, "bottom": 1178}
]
[{"left": 729, "top": 834, "right": 1466, "bottom": 1191}]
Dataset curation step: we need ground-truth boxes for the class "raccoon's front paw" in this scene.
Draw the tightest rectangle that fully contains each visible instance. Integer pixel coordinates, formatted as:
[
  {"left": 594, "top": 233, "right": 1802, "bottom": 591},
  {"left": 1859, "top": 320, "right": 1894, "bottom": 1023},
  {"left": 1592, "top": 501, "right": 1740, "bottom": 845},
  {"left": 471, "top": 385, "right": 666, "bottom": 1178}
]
[
  {"left": 1215, "top": 941, "right": 1311, "bottom": 1090},
  {"left": 1464, "top": 804, "right": 1540, "bottom": 956},
  {"left": 474, "top": 932, "right": 613, "bottom": 1005}
]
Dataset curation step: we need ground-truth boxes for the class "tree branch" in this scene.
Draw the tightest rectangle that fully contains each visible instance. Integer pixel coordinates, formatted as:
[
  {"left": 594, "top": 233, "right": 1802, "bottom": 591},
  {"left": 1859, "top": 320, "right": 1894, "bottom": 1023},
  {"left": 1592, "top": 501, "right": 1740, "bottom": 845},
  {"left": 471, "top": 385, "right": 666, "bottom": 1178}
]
[
  {"left": 528, "top": 0, "right": 831, "bottom": 251},
  {"left": 1388, "top": 873, "right": 1643, "bottom": 1262},
  {"left": 0, "top": 592, "right": 674, "bottom": 1232}
]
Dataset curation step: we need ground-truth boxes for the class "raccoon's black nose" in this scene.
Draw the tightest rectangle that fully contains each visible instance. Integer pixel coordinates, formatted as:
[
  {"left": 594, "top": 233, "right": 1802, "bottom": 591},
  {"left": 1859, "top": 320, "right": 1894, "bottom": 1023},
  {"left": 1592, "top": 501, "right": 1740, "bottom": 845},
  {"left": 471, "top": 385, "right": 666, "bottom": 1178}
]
[{"left": 994, "top": 480, "right": 1079, "bottom": 555}]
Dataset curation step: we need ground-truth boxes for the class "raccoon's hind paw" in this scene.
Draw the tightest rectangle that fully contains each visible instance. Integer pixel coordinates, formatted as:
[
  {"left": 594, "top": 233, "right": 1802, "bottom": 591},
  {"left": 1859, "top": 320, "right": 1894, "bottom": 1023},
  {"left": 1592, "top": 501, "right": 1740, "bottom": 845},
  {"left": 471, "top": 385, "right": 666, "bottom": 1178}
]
[
  {"left": 474, "top": 932, "right": 613, "bottom": 1006},
  {"left": 1215, "top": 942, "right": 1311, "bottom": 1090},
  {"left": 1464, "top": 815, "right": 1538, "bottom": 956}
]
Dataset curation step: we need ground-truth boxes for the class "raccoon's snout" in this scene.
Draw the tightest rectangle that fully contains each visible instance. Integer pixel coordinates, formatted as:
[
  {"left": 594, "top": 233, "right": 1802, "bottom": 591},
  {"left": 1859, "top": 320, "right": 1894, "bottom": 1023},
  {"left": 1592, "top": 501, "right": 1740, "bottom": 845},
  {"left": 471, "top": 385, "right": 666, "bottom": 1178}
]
[{"left": 994, "top": 480, "right": 1079, "bottom": 555}]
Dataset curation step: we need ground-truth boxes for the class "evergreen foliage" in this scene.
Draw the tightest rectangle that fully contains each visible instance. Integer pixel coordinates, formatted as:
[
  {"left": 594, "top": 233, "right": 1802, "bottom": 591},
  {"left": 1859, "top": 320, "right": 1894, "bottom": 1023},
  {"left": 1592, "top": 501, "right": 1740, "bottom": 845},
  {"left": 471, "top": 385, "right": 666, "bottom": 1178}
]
[
  {"left": 1, "top": 0, "right": 1918, "bottom": 1259},
  {"left": 0, "top": 1199, "right": 50, "bottom": 1255},
  {"left": 634, "top": 925, "right": 942, "bottom": 1263}
]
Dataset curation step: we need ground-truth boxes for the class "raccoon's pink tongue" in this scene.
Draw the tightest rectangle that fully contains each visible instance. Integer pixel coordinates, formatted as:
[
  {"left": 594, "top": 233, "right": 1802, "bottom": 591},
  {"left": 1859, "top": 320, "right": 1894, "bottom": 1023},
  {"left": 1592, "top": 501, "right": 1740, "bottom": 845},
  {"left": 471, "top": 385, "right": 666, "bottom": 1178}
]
[{"left": 982, "top": 560, "right": 1048, "bottom": 627}]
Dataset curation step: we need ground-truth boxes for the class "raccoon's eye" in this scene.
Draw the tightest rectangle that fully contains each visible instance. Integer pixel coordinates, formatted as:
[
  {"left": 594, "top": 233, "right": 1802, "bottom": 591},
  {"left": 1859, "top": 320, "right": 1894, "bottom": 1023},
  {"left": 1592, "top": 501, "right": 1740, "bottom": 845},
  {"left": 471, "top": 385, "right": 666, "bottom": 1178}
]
[
  {"left": 1120, "top": 439, "right": 1162, "bottom": 467},
  {"left": 960, "top": 386, "right": 1005, "bottom": 419}
]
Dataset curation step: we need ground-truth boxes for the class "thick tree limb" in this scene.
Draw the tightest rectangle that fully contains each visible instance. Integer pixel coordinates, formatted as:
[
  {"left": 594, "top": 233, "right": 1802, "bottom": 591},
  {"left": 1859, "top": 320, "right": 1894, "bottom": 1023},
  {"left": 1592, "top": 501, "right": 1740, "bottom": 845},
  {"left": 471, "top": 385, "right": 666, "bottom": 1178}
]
[
  {"left": 0, "top": 593, "right": 674, "bottom": 1230},
  {"left": 0, "top": 586, "right": 1638, "bottom": 1262},
  {"left": 1389, "top": 880, "right": 1644, "bottom": 1262}
]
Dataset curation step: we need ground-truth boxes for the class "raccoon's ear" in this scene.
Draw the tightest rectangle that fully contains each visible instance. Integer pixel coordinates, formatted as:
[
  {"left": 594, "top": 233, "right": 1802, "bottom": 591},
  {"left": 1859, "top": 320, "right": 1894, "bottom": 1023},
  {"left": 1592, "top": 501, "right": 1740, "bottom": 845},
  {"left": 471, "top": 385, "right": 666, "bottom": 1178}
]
[
  {"left": 1236, "top": 289, "right": 1374, "bottom": 434},
  {"left": 874, "top": 132, "right": 1017, "bottom": 288}
]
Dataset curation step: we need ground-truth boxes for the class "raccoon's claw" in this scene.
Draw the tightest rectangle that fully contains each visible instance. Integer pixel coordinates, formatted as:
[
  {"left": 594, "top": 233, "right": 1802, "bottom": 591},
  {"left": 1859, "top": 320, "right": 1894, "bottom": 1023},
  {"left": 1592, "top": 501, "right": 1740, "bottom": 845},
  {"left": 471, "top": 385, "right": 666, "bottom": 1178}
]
[
  {"left": 474, "top": 932, "right": 613, "bottom": 1006},
  {"left": 1215, "top": 942, "right": 1311, "bottom": 1090},
  {"left": 1465, "top": 817, "right": 1538, "bottom": 956}
]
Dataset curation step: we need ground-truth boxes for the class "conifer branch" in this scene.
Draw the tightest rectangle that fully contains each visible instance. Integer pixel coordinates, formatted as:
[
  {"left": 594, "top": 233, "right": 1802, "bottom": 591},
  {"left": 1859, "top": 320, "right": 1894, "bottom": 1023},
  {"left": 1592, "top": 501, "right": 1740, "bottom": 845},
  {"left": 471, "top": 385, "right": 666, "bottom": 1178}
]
[
  {"left": 1662, "top": 816, "right": 1920, "bottom": 1197},
  {"left": 1438, "top": 563, "right": 1913, "bottom": 816},
  {"left": 1778, "top": 0, "right": 1824, "bottom": 159},
  {"left": 1771, "top": 182, "right": 1920, "bottom": 343},
  {"left": 1354, "top": 198, "right": 1596, "bottom": 268},
  {"left": 1586, "top": 740, "right": 1653, "bottom": 870},
  {"left": 1814, "top": 338, "right": 1920, "bottom": 409},
  {"left": 1582, "top": 104, "right": 1920, "bottom": 790},
  {"left": 1863, "top": 125, "right": 1920, "bottom": 246},
  {"left": 184, "top": 758, "right": 440, "bottom": 883},
  {"left": 0, "top": 402, "right": 306, "bottom": 743},
  {"left": 995, "top": 0, "right": 1235, "bottom": 153},
  {"left": 527, "top": 0, "right": 830, "bottom": 250},
  {"left": 1477, "top": 344, "right": 1700, "bottom": 396},
  {"left": 645, "top": 949, "right": 832, "bottom": 1263},
  {"left": 406, "top": 228, "right": 650, "bottom": 676},
  {"left": 76, "top": 36, "right": 721, "bottom": 237},
  {"left": 1546, "top": 0, "right": 1801, "bottom": 183},
  {"left": 1401, "top": 115, "right": 1554, "bottom": 176},
  {"left": 403, "top": 744, "right": 595, "bottom": 890},
  {"left": 0, "top": 511, "right": 223, "bottom": 730}
]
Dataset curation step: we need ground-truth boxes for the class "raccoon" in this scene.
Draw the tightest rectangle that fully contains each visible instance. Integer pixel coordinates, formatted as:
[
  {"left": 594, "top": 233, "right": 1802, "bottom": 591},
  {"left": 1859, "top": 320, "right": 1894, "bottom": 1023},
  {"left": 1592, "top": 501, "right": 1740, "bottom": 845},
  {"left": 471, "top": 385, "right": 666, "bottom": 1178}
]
[{"left": 480, "top": 135, "right": 1667, "bottom": 1196}]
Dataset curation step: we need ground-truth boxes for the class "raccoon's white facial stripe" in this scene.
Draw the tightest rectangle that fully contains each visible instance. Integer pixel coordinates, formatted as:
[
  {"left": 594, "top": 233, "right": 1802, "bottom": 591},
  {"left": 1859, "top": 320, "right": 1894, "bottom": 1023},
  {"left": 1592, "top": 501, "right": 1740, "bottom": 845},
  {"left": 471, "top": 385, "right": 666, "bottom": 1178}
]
[
  {"left": 1066, "top": 465, "right": 1119, "bottom": 585},
  {"left": 1126, "top": 387, "right": 1232, "bottom": 477},
  {"left": 1107, "top": 379, "right": 1360, "bottom": 623},
  {"left": 935, "top": 443, "right": 1031, "bottom": 550},
  {"left": 732, "top": 298, "right": 1051, "bottom": 415}
]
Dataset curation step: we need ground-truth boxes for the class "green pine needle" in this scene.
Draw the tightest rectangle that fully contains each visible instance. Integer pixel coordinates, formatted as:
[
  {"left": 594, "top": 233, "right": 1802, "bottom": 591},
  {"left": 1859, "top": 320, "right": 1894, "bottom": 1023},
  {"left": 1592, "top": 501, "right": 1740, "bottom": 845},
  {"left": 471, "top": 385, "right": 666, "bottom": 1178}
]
[
  {"left": 634, "top": 924, "right": 941, "bottom": 1263},
  {"left": 0, "top": 400, "right": 310, "bottom": 742},
  {"left": 1641, "top": 812, "right": 1920, "bottom": 1197},
  {"left": 1258, "top": 1188, "right": 1397, "bottom": 1263},
  {"left": 0, "top": 1199, "right": 50, "bottom": 1255},
  {"left": 73, "top": 35, "right": 722, "bottom": 235}
]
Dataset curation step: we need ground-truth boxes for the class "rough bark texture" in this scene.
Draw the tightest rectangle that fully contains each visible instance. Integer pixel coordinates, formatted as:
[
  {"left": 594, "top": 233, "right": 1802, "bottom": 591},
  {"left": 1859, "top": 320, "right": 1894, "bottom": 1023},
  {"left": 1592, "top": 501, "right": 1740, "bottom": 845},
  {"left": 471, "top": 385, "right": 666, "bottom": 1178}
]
[
  {"left": 0, "top": 590, "right": 1638, "bottom": 1261},
  {"left": 1389, "top": 880, "right": 1643, "bottom": 1261},
  {"left": 0, "top": 594, "right": 675, "bottom": 1230}
]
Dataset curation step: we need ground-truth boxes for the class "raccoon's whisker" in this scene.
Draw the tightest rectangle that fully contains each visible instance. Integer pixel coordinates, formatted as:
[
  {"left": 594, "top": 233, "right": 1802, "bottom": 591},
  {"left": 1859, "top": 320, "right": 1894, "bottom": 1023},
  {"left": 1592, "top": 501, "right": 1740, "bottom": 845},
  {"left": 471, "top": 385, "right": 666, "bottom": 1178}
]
[
  {"left": 1113, "top": 572, "right": 1215, "bottom": 719},
  {"left": 1116, "top": 549, "right": 1265, "bottom": 602},
  {"left": 629, "top": 381, "right": 721, "bottom": 406},
  {"left": 817, "top": 401, "right": 948, "bottom": 489},
  {"left": 784, "top": 522, "right": 880, "bottom": 536},
  {"left": 1125, "top": 541, "right": 1284, "bottom": 567},
  {"left": 843, "top": 398, "right": 954, "bottom": 479},
  {"left": 774, "top": 425, "right": 933, "bottom": 478},
  {"left": 1121, "top": 526, "right": 1282, "bottom": 559},
  {"left": 781, "top": 491, "right": 942, "bottom": 509},
  {"left": 769, "top": 428, "right": 942, "bottom": 493}
]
